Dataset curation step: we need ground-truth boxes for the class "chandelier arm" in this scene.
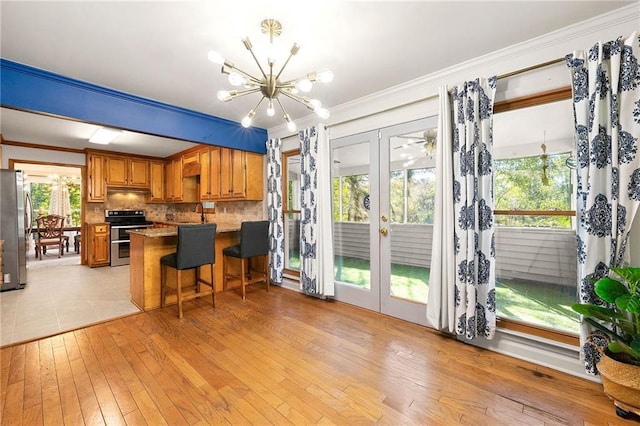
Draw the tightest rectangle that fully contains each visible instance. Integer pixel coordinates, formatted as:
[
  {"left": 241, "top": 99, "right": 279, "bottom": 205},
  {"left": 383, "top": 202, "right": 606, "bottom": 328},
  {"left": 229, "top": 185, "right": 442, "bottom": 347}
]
[
  {"left": 275, "top": 97, "right": 295, "bottom": 127},
  {"left": 245, "top": 45, "right": 268, "bottom": 80},
  {"left": 250, "top": 96, "right": 266, "bottom": 112},
  {"left": 274, "top": 51, "right": 296, "bottom": 81},
  {"left": 227, "top": 65, "right": 262, "bottom": 85},
  {"left": 280, "top": 91, "right": 315, "bottom": 111},
  {"left": 228, "top": 88, "right": 263, "bottom": 100}
]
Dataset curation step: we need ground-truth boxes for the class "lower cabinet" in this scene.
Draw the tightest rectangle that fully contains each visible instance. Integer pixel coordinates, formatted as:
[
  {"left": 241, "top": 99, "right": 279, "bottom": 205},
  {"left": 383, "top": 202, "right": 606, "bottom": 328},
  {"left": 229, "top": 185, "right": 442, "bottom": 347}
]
[{"left": 87, "top": 223, "right": 110, "bottom": 267}]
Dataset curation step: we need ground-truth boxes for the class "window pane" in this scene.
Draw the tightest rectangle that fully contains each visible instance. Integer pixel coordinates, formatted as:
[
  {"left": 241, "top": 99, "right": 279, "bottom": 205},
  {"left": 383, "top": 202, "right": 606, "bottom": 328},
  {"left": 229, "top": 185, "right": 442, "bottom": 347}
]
[
  {"left": 495, "top": 153, "right": 572, "bottom": 228},
  {"left": 333, "top": 174, "right": 370, "bottom": 223},
  {"left": 495, "top": 227, "right": 579, "bottom": 333},
  {"left": 389, "top": 170, "right": 404, "bottom": 223},
  {"left": 284, "top": 212, "right": 300, "bottom": 271},
  {"left": 333, "top": 142, "right": 371, "bottom": 290},
  {"left": 493, "top": 152, "right": 578, "bottom": 334},
  {"left": 286, "top": 154, "right": 301, "bottom": 211},
  {"left": 406, "top": 167, "right": 435, "bottom": 224}
]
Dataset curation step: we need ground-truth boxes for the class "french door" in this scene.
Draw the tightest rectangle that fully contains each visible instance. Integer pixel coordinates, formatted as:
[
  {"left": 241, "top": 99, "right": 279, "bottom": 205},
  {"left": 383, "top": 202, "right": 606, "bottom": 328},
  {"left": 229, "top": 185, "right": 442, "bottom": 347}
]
[{"left": 332, "top": 117, "right": 437, "bottom": 326}]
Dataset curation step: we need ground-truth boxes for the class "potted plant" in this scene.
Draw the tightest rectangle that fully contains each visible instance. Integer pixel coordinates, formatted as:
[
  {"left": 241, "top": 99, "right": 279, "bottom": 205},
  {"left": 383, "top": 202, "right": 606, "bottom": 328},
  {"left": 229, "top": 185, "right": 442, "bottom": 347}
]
[{"left": 572, "top": 266, "right": 640, "bottom": 418}]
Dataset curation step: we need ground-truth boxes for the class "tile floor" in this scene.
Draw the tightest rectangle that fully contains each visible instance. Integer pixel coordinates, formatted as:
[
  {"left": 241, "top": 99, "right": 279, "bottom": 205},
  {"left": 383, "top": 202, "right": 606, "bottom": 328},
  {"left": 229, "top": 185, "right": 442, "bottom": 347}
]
[{"left": 0, "top": 249, "right": 140, "bottom": 347}]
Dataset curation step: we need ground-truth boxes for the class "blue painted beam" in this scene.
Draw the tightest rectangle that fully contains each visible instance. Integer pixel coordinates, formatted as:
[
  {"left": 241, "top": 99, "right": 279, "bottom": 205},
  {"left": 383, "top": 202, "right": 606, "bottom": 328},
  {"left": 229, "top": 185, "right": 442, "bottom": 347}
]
[{"left": 0, "top": 59, "right": 267, "bottom": 153}]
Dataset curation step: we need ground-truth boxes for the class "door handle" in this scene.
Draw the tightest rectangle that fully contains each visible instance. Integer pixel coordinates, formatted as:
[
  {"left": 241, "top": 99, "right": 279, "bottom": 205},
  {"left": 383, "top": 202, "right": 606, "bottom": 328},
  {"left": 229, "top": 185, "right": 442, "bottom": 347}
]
[
  {"left": 381, "top": 215, "right": 388, "bottom": 222},
  {"left": 380, "top": 227, "right": 388, "bottom": 236}
]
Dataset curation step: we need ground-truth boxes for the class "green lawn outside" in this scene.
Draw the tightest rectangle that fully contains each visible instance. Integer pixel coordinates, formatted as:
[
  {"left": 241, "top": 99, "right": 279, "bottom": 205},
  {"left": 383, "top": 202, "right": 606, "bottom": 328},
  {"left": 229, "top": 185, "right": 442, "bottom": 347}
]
[{"left": 332, "top": 255, "right": 579, "bottom": 334}]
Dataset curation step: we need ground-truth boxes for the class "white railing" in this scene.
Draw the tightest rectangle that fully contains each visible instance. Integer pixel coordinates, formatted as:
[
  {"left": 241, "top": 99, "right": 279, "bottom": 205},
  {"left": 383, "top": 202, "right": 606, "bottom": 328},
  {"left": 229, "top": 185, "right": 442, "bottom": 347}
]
[{"left": 330, "top": 222, "right": 577, "bottom": 288}]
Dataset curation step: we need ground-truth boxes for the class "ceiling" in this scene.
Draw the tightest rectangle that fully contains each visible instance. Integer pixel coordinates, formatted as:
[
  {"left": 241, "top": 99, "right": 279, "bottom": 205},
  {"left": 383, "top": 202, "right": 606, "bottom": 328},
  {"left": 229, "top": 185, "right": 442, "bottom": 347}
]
[{"left": 0, "top": 1, "right": 635, "bottom": 158}]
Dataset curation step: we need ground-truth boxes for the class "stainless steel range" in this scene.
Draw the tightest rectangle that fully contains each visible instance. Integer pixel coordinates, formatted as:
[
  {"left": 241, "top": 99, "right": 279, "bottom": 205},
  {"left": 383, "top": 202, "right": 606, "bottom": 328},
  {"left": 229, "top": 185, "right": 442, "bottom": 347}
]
[{"left": 105, "top": 210, "right": 153, "bottom": 266}]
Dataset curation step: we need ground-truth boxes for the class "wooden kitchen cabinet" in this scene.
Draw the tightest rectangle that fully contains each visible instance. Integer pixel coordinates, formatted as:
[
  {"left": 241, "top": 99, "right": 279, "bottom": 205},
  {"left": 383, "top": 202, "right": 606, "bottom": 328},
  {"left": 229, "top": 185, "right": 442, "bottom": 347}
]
[
  {"left": 198, "top": 146, "right": 220, "bottom": 200},
  {"left": 147, "top": 160, "right": 165, "bottom": 202},
  {"left": 87, "top": 153, "right": 106, "bottom": 202},
  {"left": 208, "top": 148, "right": 263, "bottom": 201},
  {"left": 87, "top": 223, "right": 110, "bottom": 267},
  {"left": 165, "top": 157, "right": 183, "bottom": 201},
  {"left": 164, "top": 156, "right": 197, "bottom": 202},
  {"left": 106, "top": 156, "right": 150, "bottom": 188}
]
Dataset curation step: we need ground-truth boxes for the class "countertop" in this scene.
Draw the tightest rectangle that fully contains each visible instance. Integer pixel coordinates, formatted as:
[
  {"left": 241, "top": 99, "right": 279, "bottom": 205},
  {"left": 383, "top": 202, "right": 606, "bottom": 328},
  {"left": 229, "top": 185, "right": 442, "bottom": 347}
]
[{"left": 129, "top": 223, "right": 240, "bottom": 238}]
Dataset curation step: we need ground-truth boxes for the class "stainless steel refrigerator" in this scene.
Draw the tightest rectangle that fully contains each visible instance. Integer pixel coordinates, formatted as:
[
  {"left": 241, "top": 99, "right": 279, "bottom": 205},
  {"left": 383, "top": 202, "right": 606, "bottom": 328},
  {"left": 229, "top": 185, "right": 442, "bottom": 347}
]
[{"left": 0, "top": 169, "right": 28, "bottom": 291}]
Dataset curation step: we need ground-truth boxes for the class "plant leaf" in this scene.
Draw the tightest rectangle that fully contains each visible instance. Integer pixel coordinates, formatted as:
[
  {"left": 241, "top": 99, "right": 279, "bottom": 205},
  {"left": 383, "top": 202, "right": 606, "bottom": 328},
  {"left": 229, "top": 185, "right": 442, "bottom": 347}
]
[
  {"left": 595, "top": 277, "right": 629, "bottom": 303},
  {"left": 610, "top": 267, "right": 640, "bottom": 286},
  {"left": 571, "top": 303, "right": 624, "bottom": 320},
  {"left": 630, "top": 336, "right": 640, "bottom": 356},
  {"left": 616, "top": 294, "right": 640, "bottom": 314}
]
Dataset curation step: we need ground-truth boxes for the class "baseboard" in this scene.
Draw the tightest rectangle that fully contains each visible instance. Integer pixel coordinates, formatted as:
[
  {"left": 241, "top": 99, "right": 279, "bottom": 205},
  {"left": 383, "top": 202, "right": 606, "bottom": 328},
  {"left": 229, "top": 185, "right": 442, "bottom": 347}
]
[{"left": 460, "top": 328, "right": 599, "bottom": 382}]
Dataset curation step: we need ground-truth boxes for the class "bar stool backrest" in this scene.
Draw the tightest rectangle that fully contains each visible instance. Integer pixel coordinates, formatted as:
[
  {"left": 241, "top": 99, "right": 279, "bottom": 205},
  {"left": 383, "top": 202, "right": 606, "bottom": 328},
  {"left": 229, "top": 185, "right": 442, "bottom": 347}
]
[
  {"left": 175, "top": 223, "right": 217, "bottom": 270},
  {"left": 239, "top": 220, "right": 269, "bottom": 259}
]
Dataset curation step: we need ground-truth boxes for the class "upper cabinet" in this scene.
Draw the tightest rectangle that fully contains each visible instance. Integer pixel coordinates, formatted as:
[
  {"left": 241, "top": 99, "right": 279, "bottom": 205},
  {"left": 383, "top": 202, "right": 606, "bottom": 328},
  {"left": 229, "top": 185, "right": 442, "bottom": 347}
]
[
  {"left": 87, "top": 153, "right": 106, "bottom": 202},
  {"left": 147, "top": 160, "right": 165, "bottom": 203},
  {"left": 106, "top": 156, "right": 149, "bottom": 188},
  {"left": 198, "top": 147, "right": 263, "bottom": 201},
  {"left": 87, "top": 151, "right": 152, "bottom": 202}
]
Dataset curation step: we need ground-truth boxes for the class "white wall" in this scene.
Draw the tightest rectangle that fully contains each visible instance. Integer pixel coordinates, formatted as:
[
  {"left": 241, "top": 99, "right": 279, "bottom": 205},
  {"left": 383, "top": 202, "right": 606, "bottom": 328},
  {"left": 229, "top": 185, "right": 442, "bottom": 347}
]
[{"left": 1, "top": 145, "right": 85, "bottom": 169}]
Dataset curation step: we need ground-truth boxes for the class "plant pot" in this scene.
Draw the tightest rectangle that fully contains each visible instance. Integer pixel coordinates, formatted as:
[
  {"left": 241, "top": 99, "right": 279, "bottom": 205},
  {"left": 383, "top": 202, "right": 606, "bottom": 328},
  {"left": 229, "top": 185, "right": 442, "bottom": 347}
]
[{"left": 597, "top": 351, "right": 640, "bottom": 417}]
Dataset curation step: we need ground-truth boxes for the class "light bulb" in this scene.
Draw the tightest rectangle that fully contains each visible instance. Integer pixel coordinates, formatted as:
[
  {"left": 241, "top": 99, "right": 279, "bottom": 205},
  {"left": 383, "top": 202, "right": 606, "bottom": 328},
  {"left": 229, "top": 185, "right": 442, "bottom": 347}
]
[
  {"left": 287, "top": 120, "right": 297, "bottom": 132},
  {"left": 207, "top": 50, "right": 225, "bottom": 65},
  {"left": 228, "top": 72, "right": 244, "bottom": 86},
  {"left": 217, "top": 90, "right": 230, "bottom": 101},
  {"left": 266, "top": 101, "right": 275, "bottom": 117},
  {"left": 309, "top": 99, "right": 322, "bottom": 108},
  {"left": 315, "top": 107, "right": 330, "bottom": 119},
  {"left": 296, "top": 79, "right": 312, "bottom": 93},
  {"left": 241, "top": 110, "right": 256, "bottom": 128},
  {"left": 315, "top": 69, "right": 334, "bottom": 83}
]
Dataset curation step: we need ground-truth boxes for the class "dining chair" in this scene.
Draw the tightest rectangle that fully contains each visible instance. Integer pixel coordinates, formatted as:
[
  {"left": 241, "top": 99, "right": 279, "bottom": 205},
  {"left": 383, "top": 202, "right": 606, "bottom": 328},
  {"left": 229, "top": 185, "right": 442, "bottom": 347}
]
[{"left": 34, "top": 215, "right": 65, "bottom": 260}]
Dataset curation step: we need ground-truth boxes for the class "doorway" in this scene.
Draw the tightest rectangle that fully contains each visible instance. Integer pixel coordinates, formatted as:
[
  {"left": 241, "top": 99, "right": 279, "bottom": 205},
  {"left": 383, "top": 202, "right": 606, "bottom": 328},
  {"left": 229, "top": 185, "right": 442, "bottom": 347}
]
[
  {"left": 331, "top": 117, "right": 437, "bottom": 326},
  {"left": 10, "top": 161, "right": 83, "bottom": 265}
]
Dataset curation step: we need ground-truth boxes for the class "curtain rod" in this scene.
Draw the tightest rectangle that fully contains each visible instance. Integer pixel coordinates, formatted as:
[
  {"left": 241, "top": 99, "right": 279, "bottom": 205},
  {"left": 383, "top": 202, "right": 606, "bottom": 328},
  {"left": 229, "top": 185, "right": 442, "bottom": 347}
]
[{"left": 276, "top": 56, "right": 566, "bottom": 137}]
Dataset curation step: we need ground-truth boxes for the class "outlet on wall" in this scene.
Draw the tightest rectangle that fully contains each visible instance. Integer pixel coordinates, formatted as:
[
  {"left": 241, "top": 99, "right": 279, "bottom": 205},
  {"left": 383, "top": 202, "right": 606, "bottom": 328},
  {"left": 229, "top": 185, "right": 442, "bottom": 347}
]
[{"left": 4, "top": 273, "right": 10, "bottom": 283}]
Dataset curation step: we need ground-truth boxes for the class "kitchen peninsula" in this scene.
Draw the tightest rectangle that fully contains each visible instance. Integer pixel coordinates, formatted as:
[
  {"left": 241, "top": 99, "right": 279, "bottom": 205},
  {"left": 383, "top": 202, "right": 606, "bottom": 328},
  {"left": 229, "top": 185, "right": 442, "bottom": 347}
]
[{"left": 128, "top": 223, "right": 240, "bottom": 311}]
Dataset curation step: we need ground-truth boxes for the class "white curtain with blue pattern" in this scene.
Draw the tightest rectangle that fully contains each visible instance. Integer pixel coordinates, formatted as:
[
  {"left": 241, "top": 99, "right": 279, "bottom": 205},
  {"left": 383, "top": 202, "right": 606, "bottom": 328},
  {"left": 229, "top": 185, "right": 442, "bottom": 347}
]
[
  {"left": 299, "top": 126, "right": 335, "bottom": 298},
  {"left": 567, "top": 31, "right": 640, "bottom": 374},
  {"left": 266, "top": 138, "right": 284, "bottom": 285},
  {"left": 451, "top": 77, "right": 497, "bottom": 340}
]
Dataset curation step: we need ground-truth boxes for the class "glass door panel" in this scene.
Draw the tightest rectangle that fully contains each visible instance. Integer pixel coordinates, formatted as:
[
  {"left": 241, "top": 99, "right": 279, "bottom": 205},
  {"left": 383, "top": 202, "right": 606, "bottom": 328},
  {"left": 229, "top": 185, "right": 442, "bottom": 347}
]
[
  {"left": 380, "top": 118, "right": 437, "bottom": 326},
  {"left": 332, "top": 131, "right": 379, "bottom": 311}
]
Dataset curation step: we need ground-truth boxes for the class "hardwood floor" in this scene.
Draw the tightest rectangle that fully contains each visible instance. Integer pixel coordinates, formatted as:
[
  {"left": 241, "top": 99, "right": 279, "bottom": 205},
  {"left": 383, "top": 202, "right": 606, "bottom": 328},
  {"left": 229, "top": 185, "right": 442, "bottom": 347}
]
[{"left": 0, "top": 285, "right": 629, "bottom": 425}]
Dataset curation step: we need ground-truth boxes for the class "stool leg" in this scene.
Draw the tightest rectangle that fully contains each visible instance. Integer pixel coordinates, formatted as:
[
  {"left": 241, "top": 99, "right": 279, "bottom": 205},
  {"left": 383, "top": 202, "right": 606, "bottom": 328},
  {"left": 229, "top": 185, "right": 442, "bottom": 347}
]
[
  {"left": 177, "top": 270, "right": 184, "bottom": 319},
  {"left": 210, "top": 263, "right": 215, "bottom": 308},
  {"left": 160, "top": 264, "right": 165, "bottom": 308},
  {"left": 241, "top": 258, "right": 247, "bottom": 300},
  {"left": 223, "top": 254, "right": 228, "bottom": 290},
  {"left": 265, "top": 254, "right": 270, "bottom": 293}
]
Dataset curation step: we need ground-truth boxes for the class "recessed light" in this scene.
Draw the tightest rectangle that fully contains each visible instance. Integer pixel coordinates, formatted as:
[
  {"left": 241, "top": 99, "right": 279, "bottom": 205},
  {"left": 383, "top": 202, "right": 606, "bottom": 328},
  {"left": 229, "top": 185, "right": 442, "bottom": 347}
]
[{"left": 89, "top": 127, "right": 122, "bottom": 144}]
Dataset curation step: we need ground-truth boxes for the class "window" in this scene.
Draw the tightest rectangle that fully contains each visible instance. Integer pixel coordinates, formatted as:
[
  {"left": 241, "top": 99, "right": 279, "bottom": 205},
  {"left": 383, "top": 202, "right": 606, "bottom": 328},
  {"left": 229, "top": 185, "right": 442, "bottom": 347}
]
[
  {"left": 283, "top": 150, "right": 301, "bottom": 275},
  {"left": 493, "top": 87, "right": 579, "bottom": 343}
]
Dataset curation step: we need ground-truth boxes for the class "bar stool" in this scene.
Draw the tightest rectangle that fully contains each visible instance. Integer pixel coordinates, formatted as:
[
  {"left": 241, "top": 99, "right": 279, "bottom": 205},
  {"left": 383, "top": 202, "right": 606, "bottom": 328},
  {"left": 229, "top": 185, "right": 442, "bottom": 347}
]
[
  {"left": 160, "top": 223, "right": 217, "bottom": 318},
  {"left": 223, "top": 220, "right": 270, "bottom": 299}
]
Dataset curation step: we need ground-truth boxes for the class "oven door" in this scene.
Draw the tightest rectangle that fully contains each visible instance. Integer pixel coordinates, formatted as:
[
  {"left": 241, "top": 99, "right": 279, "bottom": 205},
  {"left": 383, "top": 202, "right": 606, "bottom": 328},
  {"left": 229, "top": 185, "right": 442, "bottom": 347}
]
[
  {"left": 109, "top": 224, "right": 150, "bottom": 266},
  {"left": 110, "top": 240, "right": 130, "bottom": 266}
]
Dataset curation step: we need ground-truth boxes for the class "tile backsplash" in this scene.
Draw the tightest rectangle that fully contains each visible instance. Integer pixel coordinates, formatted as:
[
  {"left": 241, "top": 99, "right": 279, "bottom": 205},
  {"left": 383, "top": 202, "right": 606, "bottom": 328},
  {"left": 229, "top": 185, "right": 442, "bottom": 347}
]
[{"left": 85, "top": 191, "right": 264, "bottom": 225}]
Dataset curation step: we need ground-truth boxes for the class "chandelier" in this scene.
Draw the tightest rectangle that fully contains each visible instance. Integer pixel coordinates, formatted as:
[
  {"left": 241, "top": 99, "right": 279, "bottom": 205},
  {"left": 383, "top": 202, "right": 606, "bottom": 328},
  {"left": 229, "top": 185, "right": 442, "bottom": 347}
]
[{"left": 208, "top": 18, "right": 333, "bottom": 132}]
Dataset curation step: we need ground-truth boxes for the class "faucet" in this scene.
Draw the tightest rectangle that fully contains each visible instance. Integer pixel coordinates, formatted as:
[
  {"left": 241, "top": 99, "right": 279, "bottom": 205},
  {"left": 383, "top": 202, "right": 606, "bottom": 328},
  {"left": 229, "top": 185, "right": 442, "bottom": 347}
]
[{"left": 194, "top": 202, "right": 205, "bottom": 223}]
